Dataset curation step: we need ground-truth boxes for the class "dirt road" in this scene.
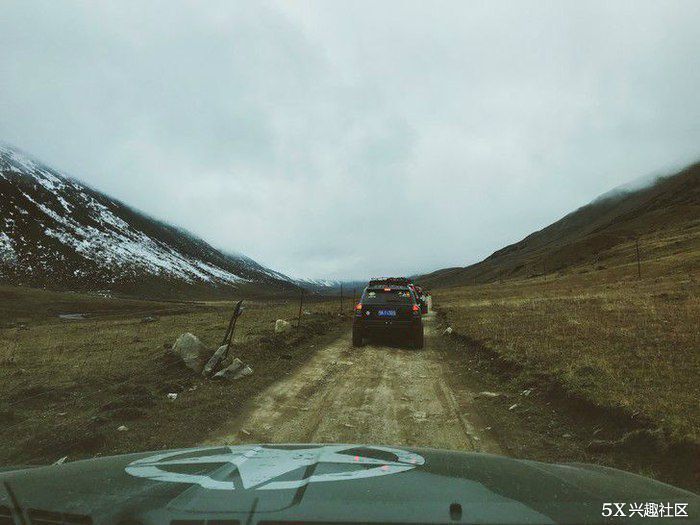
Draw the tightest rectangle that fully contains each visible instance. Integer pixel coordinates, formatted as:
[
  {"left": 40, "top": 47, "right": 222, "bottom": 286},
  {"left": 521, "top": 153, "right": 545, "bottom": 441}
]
[{"left": 206, "top": 312, "right": 501, "bottom": 453}]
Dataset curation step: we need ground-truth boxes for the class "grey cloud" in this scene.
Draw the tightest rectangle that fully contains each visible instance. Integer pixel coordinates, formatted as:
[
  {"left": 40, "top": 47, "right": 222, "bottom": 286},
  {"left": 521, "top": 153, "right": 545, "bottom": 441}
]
[{"left": 1, "top": 0, "right": 698, "bottom": 279}]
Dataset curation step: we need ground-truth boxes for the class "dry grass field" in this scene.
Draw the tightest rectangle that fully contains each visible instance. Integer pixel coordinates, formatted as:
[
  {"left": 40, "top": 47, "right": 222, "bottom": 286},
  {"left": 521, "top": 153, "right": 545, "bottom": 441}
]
[
  {"left": 435, "top": 230, "right": 700, "bottom": 447},
  {"left": 0, "top": 286, "right": 350, "bottom": 466}
]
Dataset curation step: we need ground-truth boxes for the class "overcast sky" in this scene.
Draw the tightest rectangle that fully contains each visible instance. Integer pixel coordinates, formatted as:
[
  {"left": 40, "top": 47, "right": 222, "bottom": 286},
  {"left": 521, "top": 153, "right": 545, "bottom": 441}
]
[{"left": 1, "top": 1, "right": 699, "bottom": 280}]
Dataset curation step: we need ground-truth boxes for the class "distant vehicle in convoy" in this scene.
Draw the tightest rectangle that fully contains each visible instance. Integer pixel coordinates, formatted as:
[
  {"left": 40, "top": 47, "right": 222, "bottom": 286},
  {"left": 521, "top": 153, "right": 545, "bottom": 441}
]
[
  {"left": 413, "top": 284, "right": 428, "bottom": 314},
  {"left": 353, "top": 284, "right": 424, "bottom": 348}
]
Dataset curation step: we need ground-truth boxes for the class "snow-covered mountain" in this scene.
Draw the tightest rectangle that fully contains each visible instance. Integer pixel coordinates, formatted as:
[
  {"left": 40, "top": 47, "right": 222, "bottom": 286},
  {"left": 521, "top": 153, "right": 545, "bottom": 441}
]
[
  {"left": 0, "top": 145, "right": 299, "bottom": 298},
  {"left": 295, "top": 278, "right": 343, "bottom": 289},
  {"left": 293, "top": 278, "right": 369, "bottom": 295}
]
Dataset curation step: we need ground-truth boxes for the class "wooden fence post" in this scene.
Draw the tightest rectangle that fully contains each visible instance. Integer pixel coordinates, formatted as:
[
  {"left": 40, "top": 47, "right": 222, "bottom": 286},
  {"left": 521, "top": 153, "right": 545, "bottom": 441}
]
[
  {"left": 635, "top": 237, "right": 642, "bottom": 280},
  {"left": 297, "top": 289, "right": 304, "bottom": 329}
]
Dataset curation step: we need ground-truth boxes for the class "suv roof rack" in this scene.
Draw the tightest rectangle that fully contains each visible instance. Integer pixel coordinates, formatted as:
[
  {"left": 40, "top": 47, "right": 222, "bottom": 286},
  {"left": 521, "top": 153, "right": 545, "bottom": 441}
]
[
  {"left": 368, "top": 277, "right": 413, "bottom": 286},
  {"left": 366, "top": 284, "right": 411, "bottom": 290}
]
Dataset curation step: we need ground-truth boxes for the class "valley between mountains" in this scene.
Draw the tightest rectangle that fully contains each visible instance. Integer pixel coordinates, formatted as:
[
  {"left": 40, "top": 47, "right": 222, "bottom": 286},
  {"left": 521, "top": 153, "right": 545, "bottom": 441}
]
[{"left": 1, "top": 146, "right": 698, "bottom": 491}]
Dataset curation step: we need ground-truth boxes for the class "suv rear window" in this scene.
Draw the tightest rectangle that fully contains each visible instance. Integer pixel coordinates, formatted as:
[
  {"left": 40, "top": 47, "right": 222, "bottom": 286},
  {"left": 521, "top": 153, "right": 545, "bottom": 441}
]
[{"left": 362, "top": 289, "right": 413, "bottom": 304}]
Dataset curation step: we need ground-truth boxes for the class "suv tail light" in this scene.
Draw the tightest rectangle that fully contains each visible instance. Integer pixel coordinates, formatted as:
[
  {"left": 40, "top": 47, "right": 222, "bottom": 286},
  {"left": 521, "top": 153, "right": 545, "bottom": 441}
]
[{"left": 412, "top": 304, "right": 420, "bottom": 313}]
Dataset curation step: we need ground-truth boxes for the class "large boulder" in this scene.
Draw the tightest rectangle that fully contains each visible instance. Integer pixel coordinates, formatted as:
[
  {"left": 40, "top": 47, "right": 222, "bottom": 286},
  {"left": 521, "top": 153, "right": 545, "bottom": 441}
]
[
  {"left": 212, "top": 358, "right": 244, "bottom": 380},
  {"left": 275, "top": 319, "right": 291, "bottom": 334},
  {"left": 233, "top": 364, "right": 253, "bottom": 380},
  {"left": 203, "top": 344, "right": 230, "bottom": 377},
  {"left": 171, "top": 333, "right": 208, "bottom": 373},
  {"left": 212, "top": 359, "right": 253, "bottom": 381}
]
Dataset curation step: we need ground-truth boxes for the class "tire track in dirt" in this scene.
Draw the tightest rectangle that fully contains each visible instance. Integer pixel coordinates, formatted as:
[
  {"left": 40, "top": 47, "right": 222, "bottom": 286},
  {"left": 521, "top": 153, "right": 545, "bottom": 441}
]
[{"left": 205, "top": 312, "right": 501, "bottom": 454}]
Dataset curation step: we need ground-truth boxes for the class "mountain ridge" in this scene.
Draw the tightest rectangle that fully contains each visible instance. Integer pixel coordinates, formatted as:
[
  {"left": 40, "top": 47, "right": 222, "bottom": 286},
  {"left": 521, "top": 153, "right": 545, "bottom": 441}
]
[
  {"left": 0, "top": 144, "right": 300, "bottom": 299},
  {"left": 418, "top": 161, "right": 700, "bottom": 288}
]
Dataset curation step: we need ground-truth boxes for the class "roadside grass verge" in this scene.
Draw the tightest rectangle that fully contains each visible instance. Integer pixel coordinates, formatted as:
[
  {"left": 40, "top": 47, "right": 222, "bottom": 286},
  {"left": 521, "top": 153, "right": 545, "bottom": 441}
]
[
  {"left": 0, "top": 287, "right": 350, "bottom": 465},
  {"left": 434, "top": 263, "right": 699, "bottom": 448},
  {"left": 0, "top": 284, "right": 200, "bottom": 326}
]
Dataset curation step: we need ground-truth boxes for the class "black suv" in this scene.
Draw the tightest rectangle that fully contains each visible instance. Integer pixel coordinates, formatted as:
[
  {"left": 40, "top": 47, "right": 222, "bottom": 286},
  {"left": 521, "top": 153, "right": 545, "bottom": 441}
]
[{"left": 352, "top": 285, "right": 424, "bottom": 348}]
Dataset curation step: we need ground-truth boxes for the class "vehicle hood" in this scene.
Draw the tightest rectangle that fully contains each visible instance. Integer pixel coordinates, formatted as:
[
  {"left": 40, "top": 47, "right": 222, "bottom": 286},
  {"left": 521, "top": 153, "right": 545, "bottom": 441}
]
[{"left": 0, "top": 444, "right": 696, "bottom": 524}]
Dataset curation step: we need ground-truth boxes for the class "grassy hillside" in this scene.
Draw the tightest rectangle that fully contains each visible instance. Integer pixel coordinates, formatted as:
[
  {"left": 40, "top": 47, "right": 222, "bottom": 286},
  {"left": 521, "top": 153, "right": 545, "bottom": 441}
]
[
  {"left": 427, "top": 164, "right": 700, "bottom": 458},
  {"left": 420, "top": 162, "right": 699, "bottom": 288}
]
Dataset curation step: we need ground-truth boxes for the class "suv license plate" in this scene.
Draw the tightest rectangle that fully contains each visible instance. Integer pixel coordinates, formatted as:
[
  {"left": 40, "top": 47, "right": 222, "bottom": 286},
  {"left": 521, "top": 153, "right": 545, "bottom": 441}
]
[{"left": 377, "top": 310, "right": 396, "bottom": 317}]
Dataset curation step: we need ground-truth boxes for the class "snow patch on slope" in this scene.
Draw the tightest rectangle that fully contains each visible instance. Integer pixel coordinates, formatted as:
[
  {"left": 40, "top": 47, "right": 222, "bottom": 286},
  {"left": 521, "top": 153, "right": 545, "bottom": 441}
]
[
  {"left": 0, "top": 231, "right": 15, "bottom": 264},
  {"left": 295, "top": 277, "right": 343, "bottom": 288}
]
